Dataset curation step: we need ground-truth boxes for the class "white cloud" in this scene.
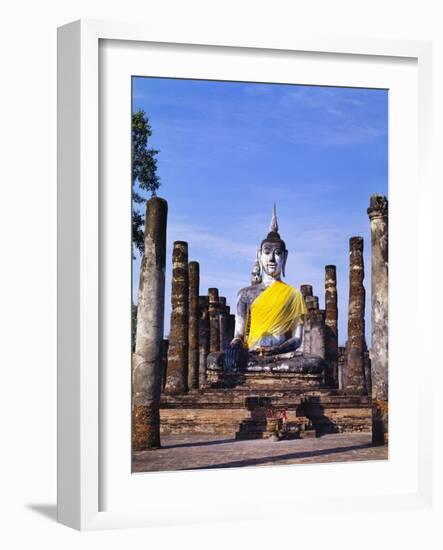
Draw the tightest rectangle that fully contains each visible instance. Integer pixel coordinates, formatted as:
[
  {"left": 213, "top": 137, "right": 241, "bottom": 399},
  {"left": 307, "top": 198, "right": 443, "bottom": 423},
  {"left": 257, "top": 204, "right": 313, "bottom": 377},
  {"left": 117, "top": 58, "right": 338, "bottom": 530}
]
[{"left": 167, "top": 221, "right": 256, "bottom": 261}]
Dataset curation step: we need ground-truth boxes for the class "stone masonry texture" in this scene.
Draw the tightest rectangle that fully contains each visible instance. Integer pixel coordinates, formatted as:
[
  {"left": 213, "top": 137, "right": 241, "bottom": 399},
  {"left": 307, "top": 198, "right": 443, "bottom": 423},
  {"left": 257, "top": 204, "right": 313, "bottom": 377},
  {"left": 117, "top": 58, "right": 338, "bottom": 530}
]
[
  {"left": 208, "top": 288, "right": 220, "bottom": 353},
  {"left": 325, "top": 265, "right": 339, "bottom": 387},
  {"left": 368, "top": 195, "right": 389, "bottom": 444},
  {"left": 198, "top": 296, "right": 210, "bottom": 388},
  {"left": 188, "top": 261, "right": 200, "bottom": 390},
  {"left": 345, "top": 237, "right": 366, "bottom": 395},
  {"left": 165, "top": 241, "right": 189, "bottom": 394},
  {"left": 132, "top": 196, "right": 167, "bottom": 450}
]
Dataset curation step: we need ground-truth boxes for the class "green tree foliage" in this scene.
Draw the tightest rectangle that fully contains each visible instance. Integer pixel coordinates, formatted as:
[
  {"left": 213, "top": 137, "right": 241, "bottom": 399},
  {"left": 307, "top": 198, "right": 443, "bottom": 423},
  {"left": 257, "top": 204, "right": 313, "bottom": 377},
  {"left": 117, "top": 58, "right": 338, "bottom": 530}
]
[{"left": 132, "top": 110, "right": 160, "bottom": 255}]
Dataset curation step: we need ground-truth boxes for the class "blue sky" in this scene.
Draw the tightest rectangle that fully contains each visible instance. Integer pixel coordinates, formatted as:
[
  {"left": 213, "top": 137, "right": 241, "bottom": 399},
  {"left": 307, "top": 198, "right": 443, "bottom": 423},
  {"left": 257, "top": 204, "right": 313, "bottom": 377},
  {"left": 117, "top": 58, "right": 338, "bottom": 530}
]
[{"left": 132, "top": 77, "right": 388, "bottom": 346}]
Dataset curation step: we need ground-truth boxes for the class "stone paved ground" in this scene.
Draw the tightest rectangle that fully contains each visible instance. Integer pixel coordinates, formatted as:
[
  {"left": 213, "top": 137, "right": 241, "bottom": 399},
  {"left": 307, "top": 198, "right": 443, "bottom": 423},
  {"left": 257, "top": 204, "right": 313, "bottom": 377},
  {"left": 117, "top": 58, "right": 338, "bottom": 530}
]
[{"left": 133, "top": 433, "right": 388, "bottom": 472}]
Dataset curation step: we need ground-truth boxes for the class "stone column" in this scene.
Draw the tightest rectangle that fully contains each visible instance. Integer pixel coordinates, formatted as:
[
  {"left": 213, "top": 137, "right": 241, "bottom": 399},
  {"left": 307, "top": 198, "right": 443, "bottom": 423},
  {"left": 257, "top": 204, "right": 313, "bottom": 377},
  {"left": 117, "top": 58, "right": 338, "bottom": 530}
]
[
  {"left": 219, "top": 296, "right": 227, "bottom": 351},
  {"left": 303, "top": 292, "right": 317, "bottom": 354},
  {"left": 310, "top": 309, "right": 326, "bottom": 359},
  {"left": 198, "top": 296, "right": 210, "bottom": 388},
  {"left": 368, "top": 195, "right": 389, "bottom": 444},
  {"left": 300, "top": 284, "right": 313, "bottom": 300},
  {"left": 345, "top": 237, "right": 366, "bottom": 395},
  {"left": 325, "top": 265, "right": 339, "bottom": 387},
  {"left": 305, "top": 295, "right": 319, "bottom": 310},
  {"left": 188, "top": 261, "right": 200, "bottom": 390},
  {"left": 208, "top": 288, "right": 220, "bottom": 352},
  {"left": 132, "top": 196, "right": 167, "bottom": 450},
  {"left": 165, "top": 241, "right": 189, "bottom": 394}
]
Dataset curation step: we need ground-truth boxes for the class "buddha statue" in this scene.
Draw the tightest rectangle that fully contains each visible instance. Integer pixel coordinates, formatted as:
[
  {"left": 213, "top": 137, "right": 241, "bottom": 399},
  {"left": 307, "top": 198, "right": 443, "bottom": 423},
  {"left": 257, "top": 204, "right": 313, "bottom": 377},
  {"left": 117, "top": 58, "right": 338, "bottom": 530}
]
[{"left": 207, "top": 205, "right": 325, "bottom": 375}]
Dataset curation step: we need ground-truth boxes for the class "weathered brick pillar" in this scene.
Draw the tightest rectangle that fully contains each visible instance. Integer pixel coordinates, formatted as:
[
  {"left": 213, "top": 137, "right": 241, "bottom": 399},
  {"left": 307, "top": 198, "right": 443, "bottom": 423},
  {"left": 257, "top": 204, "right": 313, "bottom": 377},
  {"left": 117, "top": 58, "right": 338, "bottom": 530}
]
[
  {"left": 303, "top": 291, "right": 317, "bottom": 354},
  {"left": 300, "top": 285, "right": 313, "bottom": 353},
  {"left": 188, "top": 261, "right": 200, "bottom": 390},
  {"left": 165, "top": 241, "right": 189, "bottom": 394},
  {"left": 219, "top": 296, "right": 228, "bottom": 351},
  {"left": 305, "top": 295, "right": 319, "bottom": 310},
  {"left": 345, "top": 236, "right": 366, "bottom": 395},
  {"left": 132, "top": 196, "right": 167, "bottom": 450},
  {"left": 198, "top": 296, "right": 210, "bottom": 388},
  {"left": 325, "top": 265, "right": 339, "bottom": 387},
  {"left": 368, "top": 195, "right": 389, "bottom": 444},
  {"left": 300, "top": 284, "right": 313, "bottom": 300},
  {"left": 208, "top": 288, "right": 220, "bottom": 352},
  {"left": 310, "top": 309, "right": 326, "bottom": 359}
]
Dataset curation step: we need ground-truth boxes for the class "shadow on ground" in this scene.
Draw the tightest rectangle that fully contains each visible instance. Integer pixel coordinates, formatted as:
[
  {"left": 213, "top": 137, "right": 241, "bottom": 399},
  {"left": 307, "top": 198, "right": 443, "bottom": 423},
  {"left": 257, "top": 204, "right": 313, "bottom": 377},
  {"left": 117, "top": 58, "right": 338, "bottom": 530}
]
[
  {"left": 161, "top": 438, "right": 236, "bottom": 450},
  {"left": 182, "top": 442, "right": 375, "bottom": 470},
  {"left": 26, "top": 504, "right": 57, "bottom": 522}
]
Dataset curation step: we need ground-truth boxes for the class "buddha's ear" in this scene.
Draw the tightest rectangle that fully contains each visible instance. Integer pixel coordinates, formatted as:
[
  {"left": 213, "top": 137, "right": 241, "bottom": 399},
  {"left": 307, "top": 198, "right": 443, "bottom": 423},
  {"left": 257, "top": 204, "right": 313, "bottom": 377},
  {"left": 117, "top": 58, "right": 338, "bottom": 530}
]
[{"left": 282, "top": 250, "right": 288, "bottom": 277}]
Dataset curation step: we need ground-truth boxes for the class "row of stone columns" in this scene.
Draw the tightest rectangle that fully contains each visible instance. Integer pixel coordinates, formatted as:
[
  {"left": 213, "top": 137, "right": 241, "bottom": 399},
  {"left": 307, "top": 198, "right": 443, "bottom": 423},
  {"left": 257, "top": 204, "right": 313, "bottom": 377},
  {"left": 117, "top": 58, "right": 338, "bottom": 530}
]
[
  {"left": 164, "top": 250, "right": 234, "bottom": 396},
  {"left": 132, "top": 201, "right": 235, "bottom": 450},
  {"left": 300, "top": 271, "right": 338, "bottom": 387},
  {"left": 132, "top": 193, "right": 388, "bottom": 450},
  {"left": 341, "top": 195, "right": 388, "bottom": 444}
]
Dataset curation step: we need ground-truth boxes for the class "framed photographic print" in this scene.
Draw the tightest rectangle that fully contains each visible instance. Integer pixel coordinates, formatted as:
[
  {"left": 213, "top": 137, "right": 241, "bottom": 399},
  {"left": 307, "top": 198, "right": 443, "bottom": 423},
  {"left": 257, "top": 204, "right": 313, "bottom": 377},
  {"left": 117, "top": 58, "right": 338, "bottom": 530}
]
[{"left": 58, "top": 20, "right": 433, "bottom": 531}]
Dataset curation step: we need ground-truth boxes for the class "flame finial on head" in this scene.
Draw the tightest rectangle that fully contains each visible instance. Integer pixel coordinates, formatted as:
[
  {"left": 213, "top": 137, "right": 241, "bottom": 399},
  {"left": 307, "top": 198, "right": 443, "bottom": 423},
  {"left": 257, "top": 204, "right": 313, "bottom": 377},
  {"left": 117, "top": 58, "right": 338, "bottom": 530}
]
[
  {"left": 269, "top": 202, "right": 279, "bottom": 233},
  {"left": 260, "top": 202, "right": 286, "bottom": 253}
]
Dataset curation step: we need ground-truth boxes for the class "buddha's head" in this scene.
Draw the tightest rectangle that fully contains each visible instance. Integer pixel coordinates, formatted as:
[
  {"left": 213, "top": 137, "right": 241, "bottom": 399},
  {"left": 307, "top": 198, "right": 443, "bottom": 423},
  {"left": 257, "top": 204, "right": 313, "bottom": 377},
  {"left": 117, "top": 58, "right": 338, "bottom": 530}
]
[{"left": 259, "top": 204, "right": 288, "bottom": 279}]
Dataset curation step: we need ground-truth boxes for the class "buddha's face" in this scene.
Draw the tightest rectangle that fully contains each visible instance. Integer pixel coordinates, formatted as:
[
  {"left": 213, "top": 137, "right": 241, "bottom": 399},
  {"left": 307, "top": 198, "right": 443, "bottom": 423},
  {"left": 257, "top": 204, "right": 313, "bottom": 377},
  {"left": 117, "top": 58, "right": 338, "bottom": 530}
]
[{"left": 260, "top": 241, "right": 287, "bottom": 278}]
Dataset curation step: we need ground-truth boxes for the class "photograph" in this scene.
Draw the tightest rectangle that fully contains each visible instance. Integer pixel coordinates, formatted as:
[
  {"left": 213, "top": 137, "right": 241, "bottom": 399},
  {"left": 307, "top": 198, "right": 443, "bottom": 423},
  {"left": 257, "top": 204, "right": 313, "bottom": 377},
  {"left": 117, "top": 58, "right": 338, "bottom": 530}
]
[{"left": 131, "top": 76, "right": 389, "bottom": 472}]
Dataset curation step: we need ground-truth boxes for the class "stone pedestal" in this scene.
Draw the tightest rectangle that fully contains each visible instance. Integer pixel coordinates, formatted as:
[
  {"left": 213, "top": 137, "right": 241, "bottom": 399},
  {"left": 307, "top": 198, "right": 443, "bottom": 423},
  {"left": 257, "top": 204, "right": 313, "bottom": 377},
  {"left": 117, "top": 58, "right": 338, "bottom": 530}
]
[
  {"left": 165, "top": 241, "right": 189, "bottom": 394},
  {"left": 132, "top": 196, "right": 167, "bottom": 450},
  {"left": 368, "top": 195, "right": 389, "bottom": 444},
  {"left": 206, "top": 351, "right": 326, "bottom": 390},
  {"left": 345, "top": 237, "right": 366, "bottom": 395}
]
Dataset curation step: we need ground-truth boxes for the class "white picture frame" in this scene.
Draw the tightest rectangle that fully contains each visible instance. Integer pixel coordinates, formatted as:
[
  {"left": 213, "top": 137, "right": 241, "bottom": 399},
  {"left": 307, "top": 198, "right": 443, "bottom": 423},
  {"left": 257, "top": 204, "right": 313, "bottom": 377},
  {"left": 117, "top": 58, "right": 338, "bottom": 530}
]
[{"left": 57, "top": 19, "right": 434, "bottom": 531}]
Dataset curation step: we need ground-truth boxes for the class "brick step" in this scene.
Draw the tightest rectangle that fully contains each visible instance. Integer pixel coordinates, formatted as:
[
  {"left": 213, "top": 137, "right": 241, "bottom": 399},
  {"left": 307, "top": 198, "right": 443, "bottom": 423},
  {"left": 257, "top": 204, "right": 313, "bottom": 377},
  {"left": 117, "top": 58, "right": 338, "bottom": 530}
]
[{"left": 161, "top": 394, "right": 372, "bottom": 409}]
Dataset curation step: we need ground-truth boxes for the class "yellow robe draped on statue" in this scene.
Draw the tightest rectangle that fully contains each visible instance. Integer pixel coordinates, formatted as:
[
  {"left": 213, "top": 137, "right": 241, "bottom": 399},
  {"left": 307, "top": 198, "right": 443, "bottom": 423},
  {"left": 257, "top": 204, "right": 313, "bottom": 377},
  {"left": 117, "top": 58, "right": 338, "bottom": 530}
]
[{"left": 247, "top": 281, "right": 306, "bottom": 349}]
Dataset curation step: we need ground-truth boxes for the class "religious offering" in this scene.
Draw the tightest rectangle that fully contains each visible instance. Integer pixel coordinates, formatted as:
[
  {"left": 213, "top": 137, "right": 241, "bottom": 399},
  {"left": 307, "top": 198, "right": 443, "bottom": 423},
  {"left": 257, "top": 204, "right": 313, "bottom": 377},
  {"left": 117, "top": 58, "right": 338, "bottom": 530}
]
[{"left": 131, "top": 78, "right": 389, "bottom": 472}]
